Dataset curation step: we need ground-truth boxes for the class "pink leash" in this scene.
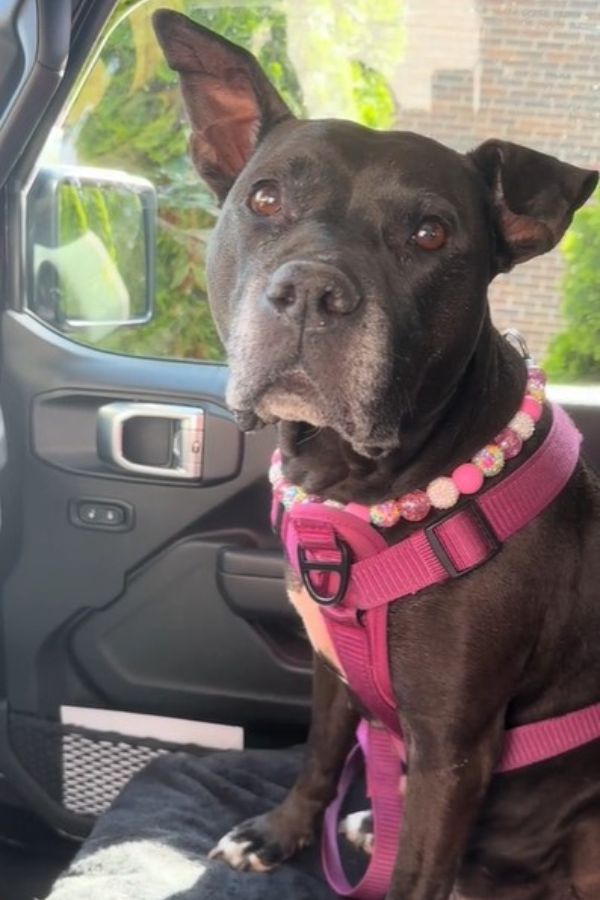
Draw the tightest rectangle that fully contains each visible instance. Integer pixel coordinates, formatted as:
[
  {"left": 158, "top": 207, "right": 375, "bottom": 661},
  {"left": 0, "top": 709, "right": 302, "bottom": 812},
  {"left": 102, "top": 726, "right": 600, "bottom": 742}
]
[{"left": 276, "top": 406, "right": 600, "bottom": 898}]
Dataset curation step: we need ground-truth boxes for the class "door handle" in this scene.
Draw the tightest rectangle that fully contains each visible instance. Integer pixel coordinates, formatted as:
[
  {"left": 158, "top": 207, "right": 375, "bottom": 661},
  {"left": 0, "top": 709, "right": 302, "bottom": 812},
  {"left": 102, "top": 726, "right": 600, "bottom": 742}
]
[{"left": 97, "top": 401, "right": 204, "bottom": 479}]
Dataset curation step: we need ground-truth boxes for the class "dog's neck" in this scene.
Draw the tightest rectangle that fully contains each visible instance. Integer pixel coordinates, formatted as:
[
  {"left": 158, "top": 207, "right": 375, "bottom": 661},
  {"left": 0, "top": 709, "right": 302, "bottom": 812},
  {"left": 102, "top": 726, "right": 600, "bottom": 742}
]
[{"left": 279, "top": 325, "right": 530, "bottom": 506}]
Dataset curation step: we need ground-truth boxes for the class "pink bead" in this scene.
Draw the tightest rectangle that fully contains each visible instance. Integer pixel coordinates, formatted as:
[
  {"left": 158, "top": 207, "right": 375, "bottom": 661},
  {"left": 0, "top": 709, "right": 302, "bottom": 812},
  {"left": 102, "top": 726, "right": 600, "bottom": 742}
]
[
  {"left": 494, "top": 427, "right": 523, "bottom": 460},
  {"left": 520, "top": 396, "right": 542, "bottom": 422},
  {"left": 399, "top": 490, "right": 431, "bottom": 522},
  {"left": 345, "top": 502, "right": 373, "bottom": 522},
  {"left": 427, "top": 476, "right": 459, "bottom": 510},
  {"left": 452, "top": 462, "right": 484, "bottom": 495}
]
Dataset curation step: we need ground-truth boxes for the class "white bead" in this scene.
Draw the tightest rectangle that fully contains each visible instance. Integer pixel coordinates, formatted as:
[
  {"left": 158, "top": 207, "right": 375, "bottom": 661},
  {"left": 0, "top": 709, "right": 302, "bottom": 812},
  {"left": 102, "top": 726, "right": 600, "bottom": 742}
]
[
  {"left": 508, "top": 411, "right": 535, "bottom": 441},
  {"left": 268, "top": 462, "right": 282, "bottom": 484},
  {"left": 426, "top": 476, "right": 459, "bottom": 510}
]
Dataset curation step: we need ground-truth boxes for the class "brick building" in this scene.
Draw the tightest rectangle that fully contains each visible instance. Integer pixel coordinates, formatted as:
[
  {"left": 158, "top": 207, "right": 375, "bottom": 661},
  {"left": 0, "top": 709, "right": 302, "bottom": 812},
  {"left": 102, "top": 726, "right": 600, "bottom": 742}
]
[{"left": 390, "top": 0, "right": 600, "bottom": 360}]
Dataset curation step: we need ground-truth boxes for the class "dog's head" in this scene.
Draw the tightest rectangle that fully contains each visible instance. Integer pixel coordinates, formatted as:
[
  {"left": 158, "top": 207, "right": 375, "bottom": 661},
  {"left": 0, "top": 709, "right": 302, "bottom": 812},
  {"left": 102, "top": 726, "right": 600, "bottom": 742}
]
[{"left": 154, "top": 11, "right": 597, "bottom": 459}]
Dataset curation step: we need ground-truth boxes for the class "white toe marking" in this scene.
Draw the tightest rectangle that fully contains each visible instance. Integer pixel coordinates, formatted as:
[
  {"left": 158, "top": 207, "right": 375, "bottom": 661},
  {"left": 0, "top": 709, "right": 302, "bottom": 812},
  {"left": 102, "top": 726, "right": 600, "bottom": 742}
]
[
  {"left": 340, "top": 810, "right": 374, "bottom": 855},
  {"left": 209, "top": 832, "right": 253, "bottom": 870},
  {"left": 209, "top": 829, "right": 278, "bottom": 873}
]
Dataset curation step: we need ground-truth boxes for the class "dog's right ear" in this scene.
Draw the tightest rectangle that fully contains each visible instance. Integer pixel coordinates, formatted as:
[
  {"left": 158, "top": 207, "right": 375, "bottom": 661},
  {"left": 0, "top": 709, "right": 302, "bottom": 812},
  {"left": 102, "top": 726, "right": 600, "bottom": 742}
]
[{"left": 153, "top": 10, "right": 294, "bottom": 201}]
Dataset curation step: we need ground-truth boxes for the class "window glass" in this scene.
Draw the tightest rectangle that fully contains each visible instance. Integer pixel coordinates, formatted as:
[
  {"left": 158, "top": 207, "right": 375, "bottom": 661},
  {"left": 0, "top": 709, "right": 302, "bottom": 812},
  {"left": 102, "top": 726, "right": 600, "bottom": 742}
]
[{"left": 25, "top": 0, "right": 599, "bottom": 381}]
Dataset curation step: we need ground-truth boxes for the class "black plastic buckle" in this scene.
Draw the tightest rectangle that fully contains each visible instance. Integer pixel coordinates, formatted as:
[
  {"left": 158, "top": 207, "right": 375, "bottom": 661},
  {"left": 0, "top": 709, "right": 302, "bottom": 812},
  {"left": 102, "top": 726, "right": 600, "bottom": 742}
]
[
  {"left": 298, "top": 538, "right": 351, "bottom": 606},
  {"left": 424, "top": 501, "right": 501, "bottom": 579}
]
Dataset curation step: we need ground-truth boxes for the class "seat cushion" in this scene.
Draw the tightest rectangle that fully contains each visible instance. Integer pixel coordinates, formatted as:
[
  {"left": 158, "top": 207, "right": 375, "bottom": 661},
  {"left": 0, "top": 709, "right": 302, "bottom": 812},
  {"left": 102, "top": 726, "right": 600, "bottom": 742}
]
[{"left": 45, "top": 744, "right": 367, "bottom": 900}]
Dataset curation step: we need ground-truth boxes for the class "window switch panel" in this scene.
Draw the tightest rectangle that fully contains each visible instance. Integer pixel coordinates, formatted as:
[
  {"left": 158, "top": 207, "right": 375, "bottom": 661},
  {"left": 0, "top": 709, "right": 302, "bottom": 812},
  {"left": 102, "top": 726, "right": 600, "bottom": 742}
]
[{"left": 70, "top": 499, "right": 133, "bottom": 531}]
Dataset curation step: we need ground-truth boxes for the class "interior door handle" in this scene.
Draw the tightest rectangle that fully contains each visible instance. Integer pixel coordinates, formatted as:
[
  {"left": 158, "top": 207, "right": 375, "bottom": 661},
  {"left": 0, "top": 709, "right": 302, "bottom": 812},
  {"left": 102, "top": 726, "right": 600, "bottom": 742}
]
[{"left": 97, "top": 401, "right": 204, "bottom": 479}]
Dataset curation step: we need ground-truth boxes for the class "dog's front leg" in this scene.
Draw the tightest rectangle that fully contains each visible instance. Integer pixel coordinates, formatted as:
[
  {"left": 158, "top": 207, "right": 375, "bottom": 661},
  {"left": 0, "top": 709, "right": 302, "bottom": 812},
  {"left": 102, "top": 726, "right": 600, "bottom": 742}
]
[
  {"left": 210, "top": 651, "right": 359, "bottom": 872},
  {"left": 387, "top": 714, "right": 504, "bottom": 900}
]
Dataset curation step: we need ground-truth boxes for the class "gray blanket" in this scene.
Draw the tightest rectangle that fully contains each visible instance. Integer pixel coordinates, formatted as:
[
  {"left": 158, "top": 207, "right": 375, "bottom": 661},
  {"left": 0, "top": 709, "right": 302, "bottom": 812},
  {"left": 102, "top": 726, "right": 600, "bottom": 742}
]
[{"left": 46, "top": 746, "right": 368, "bottom": 899}]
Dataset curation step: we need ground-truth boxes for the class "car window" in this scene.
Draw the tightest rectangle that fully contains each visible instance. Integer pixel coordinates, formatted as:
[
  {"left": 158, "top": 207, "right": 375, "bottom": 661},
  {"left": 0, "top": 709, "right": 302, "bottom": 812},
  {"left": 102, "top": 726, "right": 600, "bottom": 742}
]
[{"left": 24, "top": 0, "right": 599, "bottom": 380}]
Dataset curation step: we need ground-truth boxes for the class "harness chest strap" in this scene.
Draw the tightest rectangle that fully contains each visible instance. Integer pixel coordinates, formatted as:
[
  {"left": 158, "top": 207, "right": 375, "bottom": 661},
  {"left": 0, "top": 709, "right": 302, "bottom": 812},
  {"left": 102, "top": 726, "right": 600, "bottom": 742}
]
[{"left": 275, "top": 405, "right": 600, "bottom": 899}]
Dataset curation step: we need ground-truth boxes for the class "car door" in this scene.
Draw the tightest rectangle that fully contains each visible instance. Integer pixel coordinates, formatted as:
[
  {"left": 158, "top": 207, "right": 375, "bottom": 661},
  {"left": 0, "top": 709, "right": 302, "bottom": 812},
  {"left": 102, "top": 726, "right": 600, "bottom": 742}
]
[{"left": 0, "top": 0, "right": 311, "bottom": 838}]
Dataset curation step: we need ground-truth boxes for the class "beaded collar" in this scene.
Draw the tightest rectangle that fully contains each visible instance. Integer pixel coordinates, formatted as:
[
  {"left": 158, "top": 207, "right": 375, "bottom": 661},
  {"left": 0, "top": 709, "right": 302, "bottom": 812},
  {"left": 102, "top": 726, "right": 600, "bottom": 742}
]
[{"left": 269, "top": 356, "right": 547, "bottom": 529}]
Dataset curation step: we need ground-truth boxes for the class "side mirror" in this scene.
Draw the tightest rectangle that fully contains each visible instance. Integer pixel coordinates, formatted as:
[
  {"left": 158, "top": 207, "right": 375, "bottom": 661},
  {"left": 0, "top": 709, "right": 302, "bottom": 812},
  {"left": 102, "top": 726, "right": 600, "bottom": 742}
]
[{"left": 26, "top": 165, "right": 156, "bottom": 336}]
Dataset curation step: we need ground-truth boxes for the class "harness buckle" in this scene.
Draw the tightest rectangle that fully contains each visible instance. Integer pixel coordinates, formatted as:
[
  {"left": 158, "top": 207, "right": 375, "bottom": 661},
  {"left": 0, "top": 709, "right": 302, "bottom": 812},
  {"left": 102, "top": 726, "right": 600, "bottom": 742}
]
[
  {"left": 298, "top": 538, "right": 351, "bottom": 606},
  {"left": 424, "top": 501, "right": 501, "bottom": 579}
]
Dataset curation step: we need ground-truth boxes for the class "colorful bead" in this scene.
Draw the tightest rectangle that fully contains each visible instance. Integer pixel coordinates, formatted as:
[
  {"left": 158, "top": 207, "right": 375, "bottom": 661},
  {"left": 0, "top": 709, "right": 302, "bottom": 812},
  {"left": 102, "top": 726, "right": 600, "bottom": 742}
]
[
  {"left": 370, "top": 499, "right": 403, "bottom": 527},
  {"left": 472, "top": 444, "right": 505, "bottom": 477},
  {"left": 494, "top": 427, "right": 523, "bottom": 460},
  {"left": 452, "top": 462, "right": 484, "bottom": 495},
  {"left": 527, "top": 385, "right": 545, "bottom": 403},
  {"left": 509, "top": 411, "right": 535, "bottom": 441},
  {"left": 281, "top": 484, "right": 307, "bottom": 509},
  {"left": 398, "top": 490, "right": 431, "bottom": 522},
  {"left": 526, "top": 366, "right": 547, "bottom": 389},
  {"left": 520, "top": 396, "right": 542, "bottom": 422},
  {"left": 426, "top": 476, "right": 459, "bottom": 510}
]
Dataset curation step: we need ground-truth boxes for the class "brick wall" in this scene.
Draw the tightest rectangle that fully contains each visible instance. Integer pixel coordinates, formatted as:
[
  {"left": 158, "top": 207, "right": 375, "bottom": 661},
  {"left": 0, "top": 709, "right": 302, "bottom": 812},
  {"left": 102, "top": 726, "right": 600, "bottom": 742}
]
[{"left": 390, "top": 0, "right": 600, "bottom": 361}]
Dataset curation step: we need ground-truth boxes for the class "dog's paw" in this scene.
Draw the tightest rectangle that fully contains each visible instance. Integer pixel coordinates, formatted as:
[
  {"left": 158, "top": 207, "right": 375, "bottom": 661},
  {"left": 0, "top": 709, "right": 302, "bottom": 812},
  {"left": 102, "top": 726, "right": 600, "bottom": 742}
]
[
  {"left": 339, "top": 809, "right": 374, "bottom": 855},
  {"left": 209, "top": 812, "right": 311, "bottom": 873}
]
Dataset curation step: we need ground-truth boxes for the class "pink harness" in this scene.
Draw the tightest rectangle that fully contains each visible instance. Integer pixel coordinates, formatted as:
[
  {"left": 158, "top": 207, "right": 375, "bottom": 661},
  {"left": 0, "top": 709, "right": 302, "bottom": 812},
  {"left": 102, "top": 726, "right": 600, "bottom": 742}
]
[{"left": 272, "top": 405, "right": 600, "bottom": 899}]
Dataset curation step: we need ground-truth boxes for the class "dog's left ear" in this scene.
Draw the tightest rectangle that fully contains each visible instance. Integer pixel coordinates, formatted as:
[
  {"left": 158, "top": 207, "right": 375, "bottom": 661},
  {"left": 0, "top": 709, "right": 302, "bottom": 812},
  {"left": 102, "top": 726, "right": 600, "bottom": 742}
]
[
  {"left": 153, "top": 10, "right": 294, "bottom": 201},
  {"left": 469, "top": 139, "right": 598, "bottom": 272}
]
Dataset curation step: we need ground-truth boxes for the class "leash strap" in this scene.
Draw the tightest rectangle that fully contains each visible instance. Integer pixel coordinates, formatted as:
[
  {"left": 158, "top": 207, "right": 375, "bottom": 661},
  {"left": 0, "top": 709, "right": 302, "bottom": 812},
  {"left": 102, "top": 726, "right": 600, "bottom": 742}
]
[{"left": 322, "top": 720, "right": 405, "bottom": 899}]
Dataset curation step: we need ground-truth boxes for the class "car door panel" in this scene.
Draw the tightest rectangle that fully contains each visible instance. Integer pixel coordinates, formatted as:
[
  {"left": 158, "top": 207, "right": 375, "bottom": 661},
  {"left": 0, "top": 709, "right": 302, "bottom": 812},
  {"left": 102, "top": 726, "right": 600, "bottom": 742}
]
[
  {"left": 0, "top": 310, "right": 311, "bottom": 834},
  {"left": 1, "top": 308, "right": 309, "bottom": 711}
]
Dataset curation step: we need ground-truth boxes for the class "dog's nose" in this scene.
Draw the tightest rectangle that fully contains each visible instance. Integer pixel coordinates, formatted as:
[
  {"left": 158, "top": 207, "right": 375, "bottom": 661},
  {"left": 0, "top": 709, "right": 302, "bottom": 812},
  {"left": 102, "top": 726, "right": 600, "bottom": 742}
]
[{"left": 266, "top": 261, "right": 362, "bottom": 326}]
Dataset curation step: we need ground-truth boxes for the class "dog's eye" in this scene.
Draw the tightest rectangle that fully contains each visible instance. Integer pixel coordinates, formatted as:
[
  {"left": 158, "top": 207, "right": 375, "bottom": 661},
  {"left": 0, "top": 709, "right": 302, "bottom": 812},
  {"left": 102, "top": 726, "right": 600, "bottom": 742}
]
[
  {"left": 412, "top": 219, "right": 447, "bottom": 251},
  {"left": 247, "top": 181, "right": 282, "bottom": 217}
]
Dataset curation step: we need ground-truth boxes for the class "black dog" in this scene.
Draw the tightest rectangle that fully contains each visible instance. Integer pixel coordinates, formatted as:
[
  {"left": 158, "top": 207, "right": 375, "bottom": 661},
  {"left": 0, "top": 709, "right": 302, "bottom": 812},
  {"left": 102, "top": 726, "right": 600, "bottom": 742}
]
[{"left": 154, "top": 11, "right": 600, "bottom": 899}]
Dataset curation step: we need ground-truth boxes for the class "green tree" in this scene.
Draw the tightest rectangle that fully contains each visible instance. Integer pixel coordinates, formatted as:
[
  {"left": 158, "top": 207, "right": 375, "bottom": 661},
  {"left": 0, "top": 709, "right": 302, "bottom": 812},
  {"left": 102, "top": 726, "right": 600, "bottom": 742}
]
[{"left": 544, "top": 186, "right": 600, "bottom": 382}]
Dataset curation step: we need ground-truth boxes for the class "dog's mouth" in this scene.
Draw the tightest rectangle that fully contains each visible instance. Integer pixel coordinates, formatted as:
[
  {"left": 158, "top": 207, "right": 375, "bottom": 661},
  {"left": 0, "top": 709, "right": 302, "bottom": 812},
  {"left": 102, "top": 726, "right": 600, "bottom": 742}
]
[
  {"left": 227, "top": 365, "right": 320, "bottom": 431},
  {"left": 252, "top": 368, "right": 328, "bottom": 430},
  {"left": 228, "top": 365, "right": 398, "bottom": 459}
]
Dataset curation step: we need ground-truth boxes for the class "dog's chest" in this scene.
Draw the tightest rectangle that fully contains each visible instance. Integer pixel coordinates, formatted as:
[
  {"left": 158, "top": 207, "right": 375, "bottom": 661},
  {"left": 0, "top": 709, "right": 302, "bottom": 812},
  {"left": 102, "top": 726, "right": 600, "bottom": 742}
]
[{"left": 287, "top": 583, "right": 346, "bottom": 678}]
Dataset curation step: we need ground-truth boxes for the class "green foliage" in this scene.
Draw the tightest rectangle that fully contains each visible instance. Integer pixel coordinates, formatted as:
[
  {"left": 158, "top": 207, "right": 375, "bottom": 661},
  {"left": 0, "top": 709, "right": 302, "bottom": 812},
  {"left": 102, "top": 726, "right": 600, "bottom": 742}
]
[
  {"left": 544, "top": 187, "right": 600, "bottom": 382},
  {"left": 58, "top": 0, "right": 401, "bottom": 361},
  {"left": 351, "top": 61, "right": 395, "bottom": 130}
]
